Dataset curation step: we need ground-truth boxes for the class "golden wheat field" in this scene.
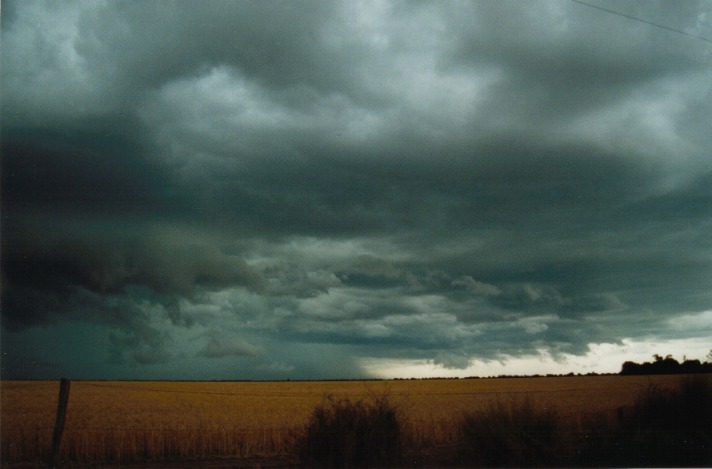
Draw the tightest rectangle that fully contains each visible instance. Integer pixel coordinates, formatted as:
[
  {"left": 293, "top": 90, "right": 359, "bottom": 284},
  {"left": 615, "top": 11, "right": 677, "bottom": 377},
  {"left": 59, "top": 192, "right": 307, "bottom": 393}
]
[{"left": 0, "top": 375, "right": 696, "bottom": 466}]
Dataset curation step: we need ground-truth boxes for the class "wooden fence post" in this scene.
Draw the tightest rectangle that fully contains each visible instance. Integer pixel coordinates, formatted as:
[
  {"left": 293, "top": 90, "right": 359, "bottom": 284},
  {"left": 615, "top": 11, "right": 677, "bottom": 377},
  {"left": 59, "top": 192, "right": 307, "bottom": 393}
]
[{"left": 49, "top": 378, "right": 71, "bottom": 469}]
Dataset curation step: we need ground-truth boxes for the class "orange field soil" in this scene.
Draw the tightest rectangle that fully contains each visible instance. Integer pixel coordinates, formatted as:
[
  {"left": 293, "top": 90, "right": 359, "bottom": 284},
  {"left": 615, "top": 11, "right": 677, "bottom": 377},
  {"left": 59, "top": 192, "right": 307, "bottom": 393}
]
[{"left": 1, "top": 374, "right": 703, "bottom": 465}]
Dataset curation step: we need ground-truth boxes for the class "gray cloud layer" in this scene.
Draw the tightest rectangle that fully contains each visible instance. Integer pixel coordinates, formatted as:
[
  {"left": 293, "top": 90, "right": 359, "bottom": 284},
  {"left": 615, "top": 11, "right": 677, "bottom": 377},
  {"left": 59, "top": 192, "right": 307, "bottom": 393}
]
[{"left": 2, "top": 0, "right": 711, "bottom": 379}]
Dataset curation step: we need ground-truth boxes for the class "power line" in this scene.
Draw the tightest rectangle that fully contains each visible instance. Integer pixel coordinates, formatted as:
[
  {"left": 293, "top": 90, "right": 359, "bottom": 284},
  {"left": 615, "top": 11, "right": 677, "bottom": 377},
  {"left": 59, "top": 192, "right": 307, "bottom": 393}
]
[{"left": 570, "top": 0, "right": 712, "bottom": 44}]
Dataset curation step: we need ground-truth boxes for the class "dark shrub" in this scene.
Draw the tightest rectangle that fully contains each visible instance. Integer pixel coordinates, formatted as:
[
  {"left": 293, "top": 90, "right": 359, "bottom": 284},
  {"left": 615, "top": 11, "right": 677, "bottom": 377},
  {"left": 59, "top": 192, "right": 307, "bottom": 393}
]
[
  {"left": 297, "top": 395, "right": 403, "bottom": 468},
  {"left": 579, "top": 376, "right": 712, "bottom": 466},
  {"left": 611, "top": 376, "right": 712, "bottom": 466},
  {"left": 458, "top": 398, "right": 561, "bottom": 467}
]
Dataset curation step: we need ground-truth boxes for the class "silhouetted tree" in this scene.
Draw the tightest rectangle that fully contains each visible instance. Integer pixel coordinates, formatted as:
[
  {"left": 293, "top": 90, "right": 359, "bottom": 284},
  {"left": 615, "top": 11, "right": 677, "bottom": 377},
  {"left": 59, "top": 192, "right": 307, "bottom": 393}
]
[{"left": 620, "top": 354, "right": 712, "bottom": 375}]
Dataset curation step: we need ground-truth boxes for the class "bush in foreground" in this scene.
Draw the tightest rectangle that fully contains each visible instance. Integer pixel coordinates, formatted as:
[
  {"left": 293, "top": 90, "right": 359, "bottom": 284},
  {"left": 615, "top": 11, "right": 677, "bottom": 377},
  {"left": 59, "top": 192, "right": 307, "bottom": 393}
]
[
  {"left": 458, "top": 398, "right": 561, "bottom": 467},
  {"left": 590, "top": 376, "right": 712, "bottom": 467},
  {"left": 296, "top": 395, "right": 403, "bottom": 468}
]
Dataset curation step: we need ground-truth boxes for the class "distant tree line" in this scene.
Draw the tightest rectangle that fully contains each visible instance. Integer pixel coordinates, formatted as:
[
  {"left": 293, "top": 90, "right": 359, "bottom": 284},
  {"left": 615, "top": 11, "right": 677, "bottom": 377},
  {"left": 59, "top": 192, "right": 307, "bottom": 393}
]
[{"left": 620, "top": 352, "right": 712, "bottom": 376}]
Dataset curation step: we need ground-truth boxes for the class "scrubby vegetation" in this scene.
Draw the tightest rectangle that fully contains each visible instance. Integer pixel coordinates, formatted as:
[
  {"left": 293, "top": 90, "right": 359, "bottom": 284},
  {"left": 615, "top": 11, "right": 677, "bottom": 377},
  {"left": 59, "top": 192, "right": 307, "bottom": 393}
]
[
  {"left": 296, "top": 395, "right": 403, "bottom": 468},
  {"left": 458, "top": 399, "right": 561, "bottom": 466},
  {"left": 456, "top": 376, "right": 712, "bottom": 467},
  {"left": 579, "top": 376, "right": 712, "bottom": 466},
  {"left": 297, "top": 375, "right": 711, "bottom": 467}
]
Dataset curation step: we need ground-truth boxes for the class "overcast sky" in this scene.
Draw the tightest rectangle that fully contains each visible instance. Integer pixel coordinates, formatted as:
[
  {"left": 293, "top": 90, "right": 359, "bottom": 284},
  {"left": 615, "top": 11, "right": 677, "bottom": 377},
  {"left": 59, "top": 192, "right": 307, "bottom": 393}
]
[{"left": 2, "top": 0, "right": 711, "bottom": 380}]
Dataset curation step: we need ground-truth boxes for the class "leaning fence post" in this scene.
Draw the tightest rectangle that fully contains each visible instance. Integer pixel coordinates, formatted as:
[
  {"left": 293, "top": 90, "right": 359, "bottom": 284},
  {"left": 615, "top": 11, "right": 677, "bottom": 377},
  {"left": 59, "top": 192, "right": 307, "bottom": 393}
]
[{"left": 49, "top": 378, "right": 71, "bottom": 469}]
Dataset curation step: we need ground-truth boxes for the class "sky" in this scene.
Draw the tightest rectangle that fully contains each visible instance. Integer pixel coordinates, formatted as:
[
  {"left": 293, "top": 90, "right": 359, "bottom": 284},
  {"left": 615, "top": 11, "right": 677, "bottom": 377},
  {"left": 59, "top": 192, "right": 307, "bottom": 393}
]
[{"left": 2, "top": 0, "right": 711, "bottom": 380}]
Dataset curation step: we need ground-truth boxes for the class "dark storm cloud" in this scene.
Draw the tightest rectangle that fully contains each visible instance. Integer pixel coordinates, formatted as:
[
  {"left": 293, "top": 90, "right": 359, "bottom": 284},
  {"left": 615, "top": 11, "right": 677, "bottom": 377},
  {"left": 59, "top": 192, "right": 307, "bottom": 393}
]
[
  {"left": 1, "top": 125, "right": 168, "bottom": 214},
  {"left": 2, "top": 218, "right": 263, "bottom": 328},
  {"left": 2, "top": 0, "right": 711, "bottom": 379},
  {"left": 1, "top": 1, "right": 341, "bottom": 125},
  {"left": 446, "top": 1, "right": 711, "bottom": 125},
  {"left": 198, "top": 331, "right": 263, "bottom": 358}
]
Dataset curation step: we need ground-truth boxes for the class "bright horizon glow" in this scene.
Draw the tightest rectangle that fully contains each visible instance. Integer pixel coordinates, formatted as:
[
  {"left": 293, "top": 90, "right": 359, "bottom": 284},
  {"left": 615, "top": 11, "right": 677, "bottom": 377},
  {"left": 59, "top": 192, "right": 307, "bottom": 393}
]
[{"left": 361, "top": 337, "right": 712, "bottom": 379}]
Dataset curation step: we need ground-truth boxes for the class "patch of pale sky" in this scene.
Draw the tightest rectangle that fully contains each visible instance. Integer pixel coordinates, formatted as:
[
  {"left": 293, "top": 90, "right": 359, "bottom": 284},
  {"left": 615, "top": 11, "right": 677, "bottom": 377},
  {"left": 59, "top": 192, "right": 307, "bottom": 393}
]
[{"left": 362, "top": 337, "right": 712, "bottom": 378}]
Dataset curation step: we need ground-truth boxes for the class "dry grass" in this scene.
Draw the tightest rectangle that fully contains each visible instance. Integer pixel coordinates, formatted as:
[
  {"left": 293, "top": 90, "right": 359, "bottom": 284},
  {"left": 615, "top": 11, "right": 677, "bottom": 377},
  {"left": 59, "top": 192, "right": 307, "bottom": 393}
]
[{"left": 0, "top": 375, "right": 699, "bottom": 465}]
